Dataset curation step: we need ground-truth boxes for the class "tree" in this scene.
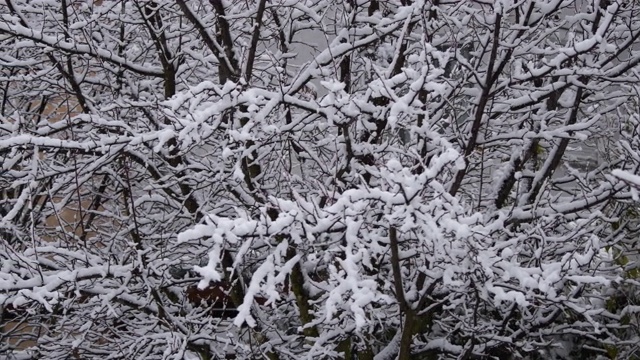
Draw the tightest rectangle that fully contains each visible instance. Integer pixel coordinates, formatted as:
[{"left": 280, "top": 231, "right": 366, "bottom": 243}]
[{"left": 2, "top": 0, "right": 640, "bottom": 359}]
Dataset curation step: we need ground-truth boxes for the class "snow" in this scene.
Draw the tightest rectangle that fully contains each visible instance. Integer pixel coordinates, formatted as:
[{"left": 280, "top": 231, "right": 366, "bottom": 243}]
[
  {"left": 2, "top": 0, "right": 639, "bottom": 358},
  {"left": 612, "top": 169, "right": 640, "bottom": 187}
]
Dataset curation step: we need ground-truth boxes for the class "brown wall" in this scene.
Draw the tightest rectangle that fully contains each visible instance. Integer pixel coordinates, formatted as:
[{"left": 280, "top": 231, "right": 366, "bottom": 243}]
[{"left": 2, "top": 95, "right": 106, "bottom": 351}]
